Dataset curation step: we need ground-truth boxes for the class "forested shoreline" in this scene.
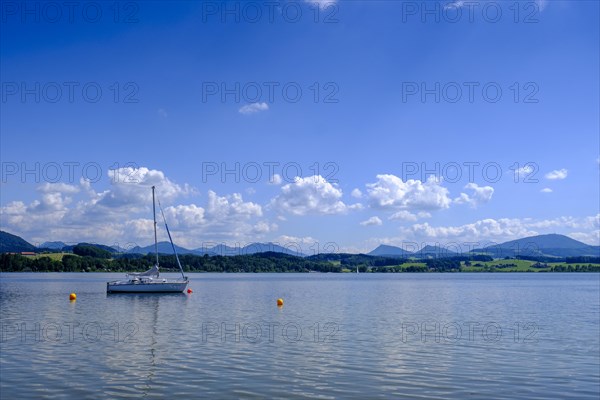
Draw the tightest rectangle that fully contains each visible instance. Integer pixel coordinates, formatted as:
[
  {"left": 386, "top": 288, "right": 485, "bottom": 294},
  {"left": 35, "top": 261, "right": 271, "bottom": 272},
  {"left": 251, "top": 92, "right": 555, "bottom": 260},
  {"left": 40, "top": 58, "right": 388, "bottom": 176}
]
[{"left": 1, "top": 252, "right": 599, "bottom": 273}]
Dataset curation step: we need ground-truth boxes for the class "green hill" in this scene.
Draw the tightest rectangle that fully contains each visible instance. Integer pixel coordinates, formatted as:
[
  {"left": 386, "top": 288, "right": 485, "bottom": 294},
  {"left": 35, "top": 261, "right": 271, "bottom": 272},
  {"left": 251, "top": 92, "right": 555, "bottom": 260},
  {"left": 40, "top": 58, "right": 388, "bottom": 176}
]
[
  {"left": 0, "top": 231, "right": 36, "bottom": 253},
  {"left": 473, "top": 234, "right": 599, "bottom": 258}
]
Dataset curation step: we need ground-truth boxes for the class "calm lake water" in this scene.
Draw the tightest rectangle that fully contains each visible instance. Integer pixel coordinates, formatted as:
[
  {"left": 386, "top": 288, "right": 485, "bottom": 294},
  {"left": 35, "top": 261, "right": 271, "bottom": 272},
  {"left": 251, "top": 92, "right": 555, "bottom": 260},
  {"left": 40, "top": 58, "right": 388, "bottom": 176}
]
[{"left": 1, "top": 273, "right": 599, "bottom": 399}]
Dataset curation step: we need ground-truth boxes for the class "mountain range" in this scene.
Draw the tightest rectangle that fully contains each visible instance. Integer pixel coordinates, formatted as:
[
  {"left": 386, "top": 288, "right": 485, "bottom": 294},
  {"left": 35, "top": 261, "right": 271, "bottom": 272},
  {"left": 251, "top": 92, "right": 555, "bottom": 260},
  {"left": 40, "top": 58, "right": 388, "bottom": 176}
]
[
  {"left": 1, "top": 231, "right": 598, "bottom": 259},
  {"left": 368, "top": 234, "right": 599, "bottom": 258}
]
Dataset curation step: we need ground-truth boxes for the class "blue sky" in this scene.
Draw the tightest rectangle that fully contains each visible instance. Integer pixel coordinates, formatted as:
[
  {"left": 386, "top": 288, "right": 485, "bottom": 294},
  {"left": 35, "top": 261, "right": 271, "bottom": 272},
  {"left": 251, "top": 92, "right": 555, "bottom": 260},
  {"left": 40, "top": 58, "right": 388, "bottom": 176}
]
[{"left": 1, "top": 0, "right": 599, "bottom": 253}]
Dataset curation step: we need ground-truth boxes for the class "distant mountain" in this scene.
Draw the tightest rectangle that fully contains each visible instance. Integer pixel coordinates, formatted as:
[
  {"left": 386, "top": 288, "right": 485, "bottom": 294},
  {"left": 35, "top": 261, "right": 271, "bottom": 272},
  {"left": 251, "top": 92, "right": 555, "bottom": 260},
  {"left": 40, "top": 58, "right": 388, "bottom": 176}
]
[
  {"left": 39, "top": 241, "right": 67, "bottom": 250},
  {"left": 473, "top": 234, "right": 599, "bottom": 258},
  {"left": 128, "top": 241, "right": 195, "bottom": 255},
  {"left": 241, "top": 242, "right": 306, "bottom": 257},
  {"left": 417, "top": 245, "right": 460, "bottom": 258},
  {"left": 127, "top": 242, "right": 307, "bottom": 257},
  {"left": 0, "top": 231, "right": 36, "bottom": 253},
  {"left": 193, "top": 244, "right": 238, "bottom": 256},
  {"left": 368, "top": 245, "right": 413, "bottom": 257}
]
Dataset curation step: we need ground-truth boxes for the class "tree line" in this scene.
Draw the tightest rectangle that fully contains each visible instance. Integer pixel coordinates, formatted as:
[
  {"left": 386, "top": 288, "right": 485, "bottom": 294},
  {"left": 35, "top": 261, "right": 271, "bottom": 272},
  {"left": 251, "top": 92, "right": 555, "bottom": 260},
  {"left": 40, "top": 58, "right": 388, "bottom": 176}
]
[{"left": 1, "top": 252, "right": 598, "bottom": 273}]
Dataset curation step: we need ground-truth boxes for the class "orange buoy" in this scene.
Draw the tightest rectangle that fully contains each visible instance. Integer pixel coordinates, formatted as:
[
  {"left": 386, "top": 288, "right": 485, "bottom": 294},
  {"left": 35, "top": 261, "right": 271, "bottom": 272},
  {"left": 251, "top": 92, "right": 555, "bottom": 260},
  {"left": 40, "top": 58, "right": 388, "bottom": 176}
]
[
  {"left": 277, "top": 298, "right": 284, "bottom": 306},
  {"left": 187, "top": 288, "right": 193, "bottom": 294},
  {"left": 69, "top": 293, "right": 76, "bottom": 301}
]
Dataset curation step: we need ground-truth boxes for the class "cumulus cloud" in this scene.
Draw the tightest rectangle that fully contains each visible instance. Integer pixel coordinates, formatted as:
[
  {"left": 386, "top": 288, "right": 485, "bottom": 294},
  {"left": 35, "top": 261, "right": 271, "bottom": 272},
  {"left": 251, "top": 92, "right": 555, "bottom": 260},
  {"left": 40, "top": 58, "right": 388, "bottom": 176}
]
[
  {"left": 275, "top": 235, "right": 318, "bottom": 247},
  {"left": 541, "top": 188, "right": 553, "bottom": 193},
  {"left": 305, "top": 0, "right": 336, "bottom": 9},
  {"left": 454, "top": 183, "right": 494, "bottom": 207},
  {"left": 239, "top": 102, "right": 269, "bottom": 115},
  {"left": 351, "top": 188, "right": 363, "bottom": 198},
  {"left": 360, "top": 216, "right": 383, "bottom": 226},
  {"left": 394, "top": 214, "right": 600, "bottom": 245},
  {"left": 269, "top": 174, "right": 282, "bottom": 185},
  {"left": 366, "top": 174, "right": 452, "bottom": 211},
  {"left": 157, "top": 191, "right": 265, "bottom": 247},
  {"left": 545, "top": 169, "right": 568, "bottom": 180},
  {"left": 403, "top": 219, "right": 535, "bottom": 242},
  {"left": 536, "top": 0, "right": 548, "bottom": 11},
  {"left": 270, "top": 175, "right": 352, "bottom": 216},
  {"left": 444, "top": 1, "right": 465, "bottom": 10},
  {"left": 0, "top": 167, "right": 270, "bottom": 248},
  {"left": 389, "top": 210, "right": 431, "bottom": 222},
  {"left": 206, "top": 191, "right": 261, "bottom": 218},
  {"left": 37, "top": 182, "right": 80, "bottom": 194},
  {"left": 97, "top": 167, "right": 193, "bottom": 211},
  {"left": 252, "top": 221, "right": 278, "bottom": 235}
]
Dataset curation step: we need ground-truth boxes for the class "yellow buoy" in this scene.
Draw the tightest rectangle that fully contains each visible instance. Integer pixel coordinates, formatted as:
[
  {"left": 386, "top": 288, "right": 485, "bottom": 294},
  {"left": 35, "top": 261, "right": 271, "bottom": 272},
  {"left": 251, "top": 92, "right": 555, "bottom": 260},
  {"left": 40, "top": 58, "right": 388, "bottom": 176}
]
[
  {"left": 69, "top": 293, "right": 76, "bottom": 301},
  {"left": 277, "top": 298, "right": 284, "bottom": 306}
]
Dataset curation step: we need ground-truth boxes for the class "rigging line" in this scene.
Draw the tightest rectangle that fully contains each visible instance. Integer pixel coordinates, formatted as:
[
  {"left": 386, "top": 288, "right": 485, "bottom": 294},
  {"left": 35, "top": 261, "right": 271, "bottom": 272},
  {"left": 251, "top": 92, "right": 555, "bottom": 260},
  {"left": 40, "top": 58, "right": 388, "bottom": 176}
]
[{"left": 157, "top": 198, "right": 187, "bottom": 281}]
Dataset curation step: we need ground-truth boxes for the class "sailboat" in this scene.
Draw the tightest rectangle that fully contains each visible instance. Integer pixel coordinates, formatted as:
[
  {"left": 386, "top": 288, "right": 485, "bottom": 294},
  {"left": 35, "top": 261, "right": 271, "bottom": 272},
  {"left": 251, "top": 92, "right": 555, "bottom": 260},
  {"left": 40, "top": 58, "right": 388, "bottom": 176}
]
[{"left": 107, "top": 186, "right": 189, "bottom": 293}]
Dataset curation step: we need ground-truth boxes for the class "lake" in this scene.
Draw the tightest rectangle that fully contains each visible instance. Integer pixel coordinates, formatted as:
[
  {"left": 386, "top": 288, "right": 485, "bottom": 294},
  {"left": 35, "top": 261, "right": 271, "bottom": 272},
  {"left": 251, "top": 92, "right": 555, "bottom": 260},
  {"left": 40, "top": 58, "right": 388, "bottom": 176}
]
[{"left": 1, "top": 273, "right": 599, "bottom": 399}]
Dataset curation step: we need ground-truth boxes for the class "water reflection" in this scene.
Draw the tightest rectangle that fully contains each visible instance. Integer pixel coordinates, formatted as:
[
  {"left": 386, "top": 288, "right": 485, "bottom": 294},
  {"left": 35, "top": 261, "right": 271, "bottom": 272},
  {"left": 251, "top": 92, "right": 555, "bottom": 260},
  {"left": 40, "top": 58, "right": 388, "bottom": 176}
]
[{"left": 1, "top": 273, "right": 598, "bottom": 399}]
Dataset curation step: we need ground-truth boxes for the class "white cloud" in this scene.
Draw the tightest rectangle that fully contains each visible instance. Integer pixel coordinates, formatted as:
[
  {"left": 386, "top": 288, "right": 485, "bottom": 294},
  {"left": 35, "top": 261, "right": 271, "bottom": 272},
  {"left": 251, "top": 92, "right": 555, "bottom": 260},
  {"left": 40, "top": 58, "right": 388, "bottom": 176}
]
[
  {"left": 516, "top": 165, "right": 534, "bottom": 175},
  {"left": 454, "top": 183, "right": 494, "bottom": 207},
  {"left": 389, "top": 210, "right": 431, "bottom": 222},
  {"left": 37, "top": 182, "right": 80, "bottom": 194},
  {"left": 541, "top": 188, "right": 553, "bottom": 193},
  {"left": 206, "top": 191, "right": 262, "bottom": 219},
  {"left": 360, "top": 216, "right": 383, "bottom": 227},
  {"left": 158, "top": 191, "right": 265, "bottom": 247},
  {"left": 536, "top": 0, "right": 548, "bottom": 12},
  {"left": 99, "top": 167, "right": 193, "bottom": 210},
  {"left": 270, "top": 175, "right": 351, "bottom": 216},
  {"left": 163, "top": 204, "right": 207, "bottom": 229},
  {"left": 570, "top": 231, "right": 600, "bottom": 246},
  {"left": 0, "top": 168, "right": 269, "bottom": 248},
  {"left": 394, "top": 214, "right": 600, "bottom": 246},
  {"left": 403, "top": 219, "right": 535, "bottom": 242},
  {"left": 351, "top": 188, "right": 363, "bottom": 198},
  {"left": 366, "top": 174, "right": 452, "bottom": 211},
  {"left": 305, "top": 0, "right": 336, "bottom": 9},
  {"left": 275, "top": 235, "right": 318, "bottom": 247},
  {"left": 348, "top": 203, "right": 364, "bottom": 211},
  {"left": 252, "top": 221, "right": 278, "bottom": 235},
  {"left": 444, "top": 1, "right": 465, "bottom": 10},
  {"left": 545, "top": 169, "right": 568, "bottom": 180},
  {"left": 269, "top": 174, "right": 282, "bottom": 185},
  {"left": 239, "top": 102, "right": 269, "bottom": 115}
]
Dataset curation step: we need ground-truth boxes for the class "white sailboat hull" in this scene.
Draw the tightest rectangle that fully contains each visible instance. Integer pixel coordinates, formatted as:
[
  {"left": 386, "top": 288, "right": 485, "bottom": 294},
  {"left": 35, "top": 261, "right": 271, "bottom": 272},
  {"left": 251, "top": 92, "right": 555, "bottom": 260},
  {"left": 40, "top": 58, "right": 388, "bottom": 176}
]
[
  {"left": 106, "top": 187, "right": 190, "bottom": 294},
  {"left": 107, "top": 280, "right": 188, "bottom": 293}
]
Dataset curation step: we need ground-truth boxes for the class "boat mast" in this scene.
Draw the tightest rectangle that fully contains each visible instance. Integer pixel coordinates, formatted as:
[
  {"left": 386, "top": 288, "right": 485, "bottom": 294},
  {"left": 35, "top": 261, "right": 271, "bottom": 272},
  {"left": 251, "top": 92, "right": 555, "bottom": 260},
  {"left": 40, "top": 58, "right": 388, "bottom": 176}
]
[
  {"left": 158, "top": 200, "right": 187, "bottom": 281},
  {"left": 152, "top": 186, "right": 159, "bottom": 267}
]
